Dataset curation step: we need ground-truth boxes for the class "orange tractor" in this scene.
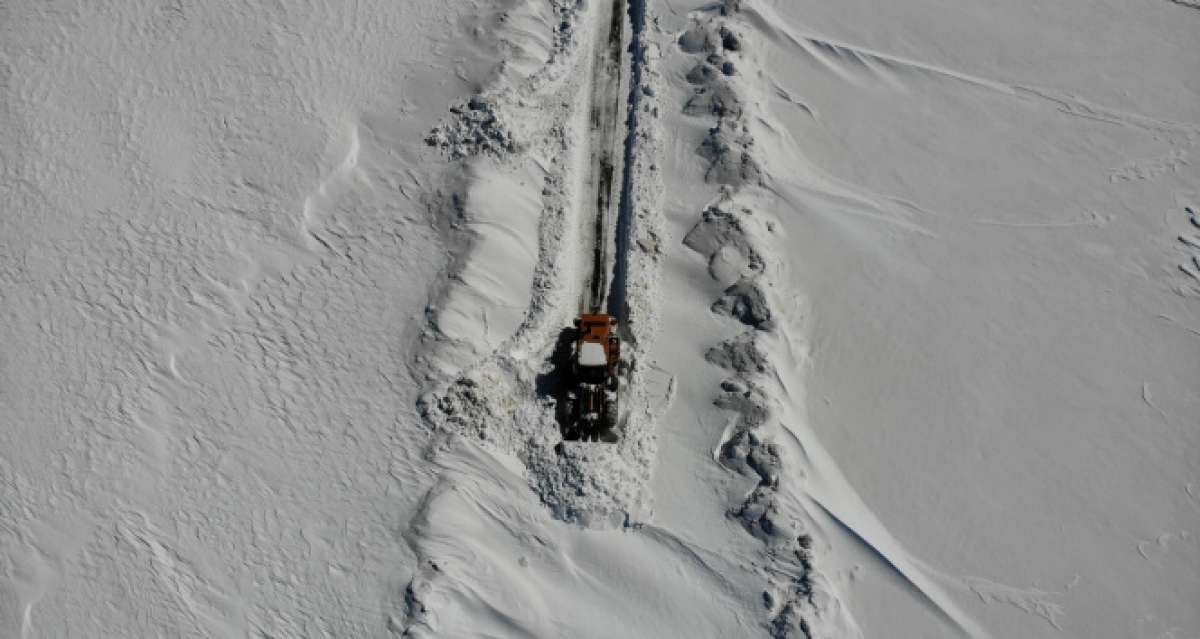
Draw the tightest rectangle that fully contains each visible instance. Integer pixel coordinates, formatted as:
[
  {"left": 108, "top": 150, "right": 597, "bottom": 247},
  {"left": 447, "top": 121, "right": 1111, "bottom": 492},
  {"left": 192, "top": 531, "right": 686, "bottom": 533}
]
[{"left": 563, "top": 313, "right": 620, "bottom": 441}]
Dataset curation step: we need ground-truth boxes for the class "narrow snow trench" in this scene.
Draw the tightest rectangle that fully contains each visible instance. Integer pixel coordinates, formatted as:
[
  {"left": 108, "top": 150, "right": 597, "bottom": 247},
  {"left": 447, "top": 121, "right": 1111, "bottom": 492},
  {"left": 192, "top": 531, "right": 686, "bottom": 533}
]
[
  {"left": 606, "top": 0, "right": 648, "bottom": 325},
  {"left": 580, "top": 0, "right": 629, "bottom": 314}
]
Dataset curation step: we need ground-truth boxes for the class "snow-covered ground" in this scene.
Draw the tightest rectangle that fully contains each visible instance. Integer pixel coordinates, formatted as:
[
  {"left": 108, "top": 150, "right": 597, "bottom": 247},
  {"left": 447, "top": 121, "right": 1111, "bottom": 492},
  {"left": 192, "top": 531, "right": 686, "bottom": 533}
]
[
  {"left": 2, "top": 0, "right": 1197, "bottom": 637},
  {"left": 1, "top": 1, "right": 477, "bottom": 635}
]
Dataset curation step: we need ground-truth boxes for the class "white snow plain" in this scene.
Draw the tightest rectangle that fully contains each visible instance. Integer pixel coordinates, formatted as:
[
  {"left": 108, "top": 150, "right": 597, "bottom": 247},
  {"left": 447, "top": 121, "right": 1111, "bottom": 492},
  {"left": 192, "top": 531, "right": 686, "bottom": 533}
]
[
  {"left": 2, "top": 0, "right": 483, "bottom": 635},
  {"left": 2, "top": 0, "right": 1198, "bottom": 638}
]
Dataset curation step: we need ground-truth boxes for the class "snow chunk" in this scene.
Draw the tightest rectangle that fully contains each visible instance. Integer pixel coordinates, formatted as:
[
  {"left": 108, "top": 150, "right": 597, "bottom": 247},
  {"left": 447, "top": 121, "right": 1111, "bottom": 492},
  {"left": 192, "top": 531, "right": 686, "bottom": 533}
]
[
  {"left": 705, "top": 331, "right": 769, "bottom": 374},
  {"left": 712, "top": 277, "right": 774, "bottom": 330}
]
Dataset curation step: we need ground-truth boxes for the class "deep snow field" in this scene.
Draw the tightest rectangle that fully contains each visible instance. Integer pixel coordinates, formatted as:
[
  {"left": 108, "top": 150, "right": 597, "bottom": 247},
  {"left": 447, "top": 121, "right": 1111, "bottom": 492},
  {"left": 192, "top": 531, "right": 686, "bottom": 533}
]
[{"left": 2, "top": 0, "right": 1197, "bottom": 637}]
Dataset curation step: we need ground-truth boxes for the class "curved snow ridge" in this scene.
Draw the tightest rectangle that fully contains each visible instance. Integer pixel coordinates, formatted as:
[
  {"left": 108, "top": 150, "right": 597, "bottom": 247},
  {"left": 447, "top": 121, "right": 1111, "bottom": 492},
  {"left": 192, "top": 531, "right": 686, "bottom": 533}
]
[
  {"left": 743, "top": 1, "right": 1200, "bottom": 137},
  {"left": 420, "top": 159, "right": 547, "bottom": 378},
  {"left": 805, "top": 497, "right": 990, "bottom": 639},
  {"left": 738, "top": 2, "right": 1013, "bottom": 97}
]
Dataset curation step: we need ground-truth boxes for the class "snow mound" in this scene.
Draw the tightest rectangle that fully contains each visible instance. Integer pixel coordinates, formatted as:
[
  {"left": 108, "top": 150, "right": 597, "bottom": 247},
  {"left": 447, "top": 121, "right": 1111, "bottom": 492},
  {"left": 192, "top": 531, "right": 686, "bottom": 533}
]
[
  {"left": 712, "top": 277, "right": 775, "bottom": 330},
  {"left": 699, "top": 120, "right": 763, "bottom": 186},
  {"left": 425, "top": 95, "right": 518, "bottom": 160},
  {"left": 683, "top": 201, "right": 765, "bottom": 286}
]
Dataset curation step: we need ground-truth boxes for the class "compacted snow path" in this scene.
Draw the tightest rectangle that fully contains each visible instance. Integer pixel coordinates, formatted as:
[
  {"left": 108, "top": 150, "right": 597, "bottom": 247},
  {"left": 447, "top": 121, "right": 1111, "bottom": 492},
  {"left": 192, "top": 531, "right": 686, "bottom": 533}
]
[{"left": 578, "top": 0, "right": 628, "bottom": 314}]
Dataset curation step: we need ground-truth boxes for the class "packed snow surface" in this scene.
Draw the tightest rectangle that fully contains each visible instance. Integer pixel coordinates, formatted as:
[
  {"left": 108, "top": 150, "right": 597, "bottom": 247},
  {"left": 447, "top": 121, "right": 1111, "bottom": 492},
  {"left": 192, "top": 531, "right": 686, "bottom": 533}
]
[{"left": 2, "top": 0, "right": 1197, "bottom": 637}]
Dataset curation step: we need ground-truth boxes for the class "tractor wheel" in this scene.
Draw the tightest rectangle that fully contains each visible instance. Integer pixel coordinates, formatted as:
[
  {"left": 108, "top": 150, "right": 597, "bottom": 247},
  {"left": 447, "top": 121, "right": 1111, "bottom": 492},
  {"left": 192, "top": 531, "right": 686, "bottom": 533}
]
[
  {"left": 603, "top": 398, "right": 618, "bottom": 432},
  {"left": 561, "top": 392, "right": 579, "bottom": 440}
]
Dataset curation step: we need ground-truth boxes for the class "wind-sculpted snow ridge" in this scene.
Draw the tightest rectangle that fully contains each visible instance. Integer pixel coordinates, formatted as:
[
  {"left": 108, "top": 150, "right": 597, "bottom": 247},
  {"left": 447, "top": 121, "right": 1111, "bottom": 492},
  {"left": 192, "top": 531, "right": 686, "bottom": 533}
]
[{"left": 676, "top": 4, "right": 857, "bottom": 637}]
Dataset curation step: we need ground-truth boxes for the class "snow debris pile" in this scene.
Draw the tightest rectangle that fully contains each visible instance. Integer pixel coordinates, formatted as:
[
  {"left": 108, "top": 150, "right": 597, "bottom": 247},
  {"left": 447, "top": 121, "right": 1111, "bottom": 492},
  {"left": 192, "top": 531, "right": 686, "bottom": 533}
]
[
  {"left": 419, "top": 359, "right": 554, "bottom": 451},
  {"left": 678, "top": 4, "right": 852, "bottom": 637},
  {"left": 699, "top": 122, "right": 762, "bottom": 186},
  {"left": 424, "top": 94, "right": 517, "bottom": 160},
  {"left": 712, "top": 277, "right": 774, "bottom": 330},
  {"left": 684, "top": 203, "right": 764, "bottom": 285},
  {"left": 424, "top": 0, "right": 588, "bottom": 161},
  {"left": 689, "top": 206, "right": 776, "bottom": 353},
  {"left": 705, "top": 327, "right": 769, "bottom": 374},
  {"left": 678, "top": 13, "right": 762, "bottom": 187},
  {"left": 418, "top": 348, "right": 655, "bottom": 528},
  {"left": 547, "top": 0, "right": 587, "bottom": 59}
]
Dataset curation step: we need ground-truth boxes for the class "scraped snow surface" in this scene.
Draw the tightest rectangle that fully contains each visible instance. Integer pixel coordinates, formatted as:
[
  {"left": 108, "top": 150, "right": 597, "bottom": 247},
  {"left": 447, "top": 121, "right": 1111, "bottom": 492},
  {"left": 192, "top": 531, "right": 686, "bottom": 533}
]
[{"left": 2, "top": 0, "right": 1197, "bottom": 637}]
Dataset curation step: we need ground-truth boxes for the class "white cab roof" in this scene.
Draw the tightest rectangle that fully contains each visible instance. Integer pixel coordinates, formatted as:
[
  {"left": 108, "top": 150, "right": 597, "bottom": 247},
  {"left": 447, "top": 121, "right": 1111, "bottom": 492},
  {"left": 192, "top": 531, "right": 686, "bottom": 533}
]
[{"left": 579, "top": 342, "right": 607, "bottom": 367}]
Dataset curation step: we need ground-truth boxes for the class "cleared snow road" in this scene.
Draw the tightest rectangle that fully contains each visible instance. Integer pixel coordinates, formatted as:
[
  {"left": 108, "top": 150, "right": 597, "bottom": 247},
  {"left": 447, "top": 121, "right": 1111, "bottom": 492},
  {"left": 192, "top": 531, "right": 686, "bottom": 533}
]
[{"left": 579, "top": 0, "right": 629, "bottom": 315}]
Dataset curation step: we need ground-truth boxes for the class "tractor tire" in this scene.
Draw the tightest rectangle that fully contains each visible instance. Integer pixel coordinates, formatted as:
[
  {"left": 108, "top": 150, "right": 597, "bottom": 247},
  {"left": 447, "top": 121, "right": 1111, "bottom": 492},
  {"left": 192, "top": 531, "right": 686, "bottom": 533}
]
[{"left": 603, "top": 397, "right": 618, "bottom": 432}]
